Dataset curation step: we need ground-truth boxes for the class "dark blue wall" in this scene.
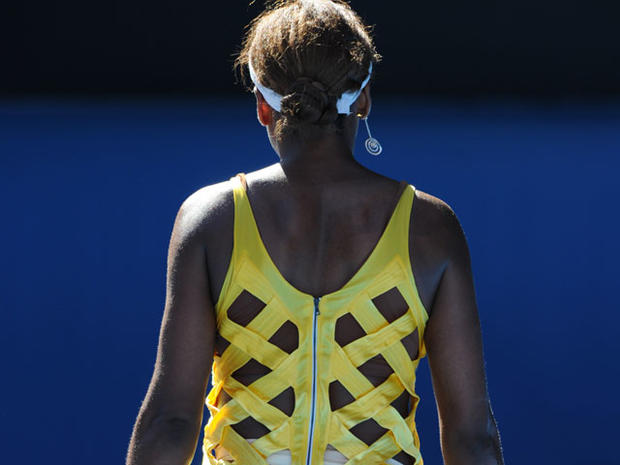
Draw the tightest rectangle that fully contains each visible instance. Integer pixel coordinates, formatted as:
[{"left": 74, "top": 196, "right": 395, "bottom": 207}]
[
  {"left": 4, "top": 0, "right": 620, "bottom": 96},
  {"left": 1, "top": 98, "right": 618, "bottom": 464}
]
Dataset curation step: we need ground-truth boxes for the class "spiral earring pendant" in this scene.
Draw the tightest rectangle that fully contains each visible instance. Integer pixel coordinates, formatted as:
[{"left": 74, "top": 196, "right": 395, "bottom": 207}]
[{"left": 362, "top": 116, "right": 382, "bottom": 156}]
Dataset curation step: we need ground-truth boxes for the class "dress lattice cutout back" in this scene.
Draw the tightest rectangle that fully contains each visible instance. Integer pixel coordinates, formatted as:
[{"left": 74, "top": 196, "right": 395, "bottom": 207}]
[{"left": 203, "top": 174, "right": 430, "bottom": 465}]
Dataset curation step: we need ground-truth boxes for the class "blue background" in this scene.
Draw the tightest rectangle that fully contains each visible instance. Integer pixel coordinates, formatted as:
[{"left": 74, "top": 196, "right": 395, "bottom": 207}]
[{"left": 1, "top": 97, "right": 618, "bottom": 464}]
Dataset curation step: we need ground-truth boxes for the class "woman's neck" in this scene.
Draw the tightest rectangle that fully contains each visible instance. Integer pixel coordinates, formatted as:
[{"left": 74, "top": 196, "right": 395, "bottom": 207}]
[{"left": 277, "top": 133, "right": 365, "bottom": 184}]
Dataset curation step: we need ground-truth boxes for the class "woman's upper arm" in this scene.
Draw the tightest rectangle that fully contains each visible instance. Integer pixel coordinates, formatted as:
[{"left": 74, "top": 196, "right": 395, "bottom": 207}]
[
  {"left": 423, "top": 199, "right": 494, "bottom": 441},
  {"left": 143, "top": 192, "right": 217, "bottom": 425}
]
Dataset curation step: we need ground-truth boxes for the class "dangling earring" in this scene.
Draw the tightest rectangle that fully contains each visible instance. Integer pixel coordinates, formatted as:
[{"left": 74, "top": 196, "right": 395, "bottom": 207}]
[{"left": 357, "top": 113, "right": 382, "bottom": 156}]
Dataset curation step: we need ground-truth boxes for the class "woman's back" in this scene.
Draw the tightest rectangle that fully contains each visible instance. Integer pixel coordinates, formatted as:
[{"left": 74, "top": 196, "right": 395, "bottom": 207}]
[
  {"left": 203, "top": 164, "right": 438, "bottom": 308},
  {"left": 196, "top": 163, "right": 442, "bottom": 464}
]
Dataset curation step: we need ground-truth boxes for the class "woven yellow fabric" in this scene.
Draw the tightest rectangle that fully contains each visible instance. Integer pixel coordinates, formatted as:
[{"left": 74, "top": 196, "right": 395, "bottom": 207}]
[{"left": 203, "top": 174, "right": 430, "bottom": 465}]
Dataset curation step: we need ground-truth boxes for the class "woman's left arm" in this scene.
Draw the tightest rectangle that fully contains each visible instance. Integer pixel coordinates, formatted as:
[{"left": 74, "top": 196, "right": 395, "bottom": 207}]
[
  {"left": 423, "top": 199, "right": 505, "bottom": 465},
  {"left": 126, "top": 193, "right": 217, "bottom": 465}
]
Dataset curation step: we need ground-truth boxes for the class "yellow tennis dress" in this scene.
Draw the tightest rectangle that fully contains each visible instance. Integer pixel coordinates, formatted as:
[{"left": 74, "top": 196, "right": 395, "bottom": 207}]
[{"left": 202, "top": 173, "right": 430, "bottom": 465}]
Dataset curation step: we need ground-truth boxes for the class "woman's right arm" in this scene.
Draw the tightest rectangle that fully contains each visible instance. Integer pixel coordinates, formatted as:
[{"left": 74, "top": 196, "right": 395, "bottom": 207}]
[
  {"left": 421, "top": 195, "right": 505, "bottom": 465},
  {"left": 126, "top": 193, "right": 216, "bottom": 465}
]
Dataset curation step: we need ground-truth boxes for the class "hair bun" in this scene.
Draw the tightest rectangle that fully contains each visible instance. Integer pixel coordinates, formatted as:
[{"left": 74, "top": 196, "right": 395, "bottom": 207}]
[{"left": 280, "top": 77, "right": 338, "bottom": 125}]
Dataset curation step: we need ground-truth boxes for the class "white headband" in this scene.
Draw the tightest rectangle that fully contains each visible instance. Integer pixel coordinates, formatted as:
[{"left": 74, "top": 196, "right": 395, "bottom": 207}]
[{"left": 248, "top": 59, "right": 373, "bottom": 115}]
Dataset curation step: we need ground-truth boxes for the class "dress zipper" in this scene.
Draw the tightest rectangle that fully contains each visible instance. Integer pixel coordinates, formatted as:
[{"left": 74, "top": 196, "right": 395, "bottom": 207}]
[{"left": 305, "top": 295, "right": 321, "bottom": 465}]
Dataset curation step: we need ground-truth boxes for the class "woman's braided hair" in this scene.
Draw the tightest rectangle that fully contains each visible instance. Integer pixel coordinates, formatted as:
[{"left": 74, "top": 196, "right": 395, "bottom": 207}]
[{"left": 235, "top": 0, "right": 381, "bottom": 142}]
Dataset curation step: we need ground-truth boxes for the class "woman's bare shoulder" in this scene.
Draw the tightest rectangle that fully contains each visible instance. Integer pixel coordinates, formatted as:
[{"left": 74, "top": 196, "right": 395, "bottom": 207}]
[
  {"left": 413, "top": 188, "right": 456, "bottom": 225},
  {"left": 172, "top": 179, "right": 235, "bottom": 243},
  {"left": 412, "top": 189, "right": 469, "bottom": 274},
  {"left": 412, "top": 188, "right": 465, "bottom": 249}
]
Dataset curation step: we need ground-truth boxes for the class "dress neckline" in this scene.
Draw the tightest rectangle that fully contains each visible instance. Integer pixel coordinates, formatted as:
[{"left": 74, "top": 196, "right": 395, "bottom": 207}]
[{"left": 235, "top": 173, "right": 410, "bottom": 300}]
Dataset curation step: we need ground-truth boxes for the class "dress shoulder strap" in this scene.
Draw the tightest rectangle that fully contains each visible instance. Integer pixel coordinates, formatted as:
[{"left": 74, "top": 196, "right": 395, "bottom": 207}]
[
  {"left": 214, "top": 173, "right": 268, "bottom": 311},
  {"left": 229, "top": 172, "right": 260, "bottom": 252},
  {"left": 351, "top": 180, "right": 416, "bottom": 288},
  {"left": 235, "top": 172, "right": 248, "bottom": 191},
  {"left": 372, "top": 181, "right": 415, "bottom": 259},
  {"left": 228, "top": 172, "right": 274, "bottom": 271}
]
